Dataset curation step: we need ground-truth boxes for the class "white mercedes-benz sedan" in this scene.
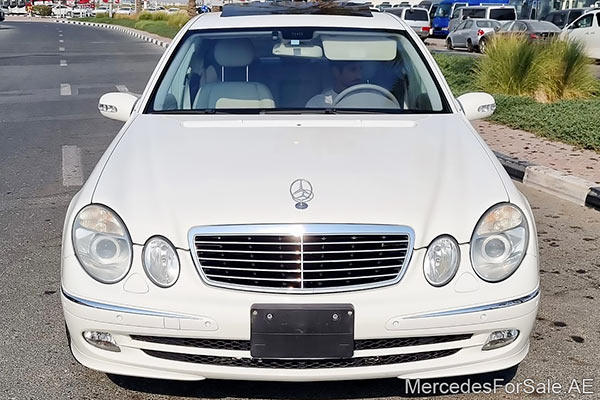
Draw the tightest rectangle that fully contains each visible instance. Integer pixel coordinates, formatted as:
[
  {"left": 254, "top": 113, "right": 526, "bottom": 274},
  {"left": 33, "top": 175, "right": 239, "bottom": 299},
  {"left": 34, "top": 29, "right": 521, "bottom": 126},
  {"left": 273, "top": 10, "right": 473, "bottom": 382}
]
[{"left": 61, "top": 2, "right": 539, "bottom": 382}]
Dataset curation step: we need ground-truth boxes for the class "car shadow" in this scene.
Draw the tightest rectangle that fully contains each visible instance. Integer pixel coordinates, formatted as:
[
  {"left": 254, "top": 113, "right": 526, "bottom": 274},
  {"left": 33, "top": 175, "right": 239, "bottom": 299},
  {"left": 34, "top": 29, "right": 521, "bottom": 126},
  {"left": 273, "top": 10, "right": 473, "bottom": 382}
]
[{"left": 107, "top": 365, "right": 518, "bottom": 398}]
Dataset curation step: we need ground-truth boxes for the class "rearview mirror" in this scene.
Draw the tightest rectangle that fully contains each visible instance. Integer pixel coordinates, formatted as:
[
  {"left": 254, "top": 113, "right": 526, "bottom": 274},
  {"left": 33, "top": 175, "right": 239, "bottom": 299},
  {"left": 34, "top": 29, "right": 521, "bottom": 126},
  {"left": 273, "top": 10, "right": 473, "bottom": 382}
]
[
  {"left": 456, "top": 92, "right": 496, "bottom": 121},
  {"left": 98, "top": 92, "right": 139, "bottom": 122}
]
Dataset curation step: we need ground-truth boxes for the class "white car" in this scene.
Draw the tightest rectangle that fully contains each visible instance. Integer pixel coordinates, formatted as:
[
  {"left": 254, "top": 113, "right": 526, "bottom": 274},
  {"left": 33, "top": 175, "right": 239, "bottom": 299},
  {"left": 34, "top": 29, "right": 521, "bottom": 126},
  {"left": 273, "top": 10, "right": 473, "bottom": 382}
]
[
  {"left": 62, "top": 3, "right": 539, "bottom": 383},
  {"left": 115, "top": 6, "right": 132, "bottom": 15},
  {"left": 67, "top": 5, "right": 91, "bottom": 18},
  {"left": 386, "top": 6, "right": 431, "bottom": 40},
  {"left": 51, "top": 5, "right": 70, "bottom": 17},
  {"left": 562, "top": 9, "right": 600, "bottom": 60},
  {"left": 92, "top": 6, "right": 108, "bottom": 16}
]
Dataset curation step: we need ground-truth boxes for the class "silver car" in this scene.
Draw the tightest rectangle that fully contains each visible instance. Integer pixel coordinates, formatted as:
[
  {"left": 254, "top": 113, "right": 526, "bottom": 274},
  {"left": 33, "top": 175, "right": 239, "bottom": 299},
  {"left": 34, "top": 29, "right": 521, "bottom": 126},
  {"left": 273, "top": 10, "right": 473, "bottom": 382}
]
[
  {"left": 447, "top": 18, "right": 501, "bottom": 52},
  {"left": 386, "top": 7, "right": 431, "bottom": 40}
]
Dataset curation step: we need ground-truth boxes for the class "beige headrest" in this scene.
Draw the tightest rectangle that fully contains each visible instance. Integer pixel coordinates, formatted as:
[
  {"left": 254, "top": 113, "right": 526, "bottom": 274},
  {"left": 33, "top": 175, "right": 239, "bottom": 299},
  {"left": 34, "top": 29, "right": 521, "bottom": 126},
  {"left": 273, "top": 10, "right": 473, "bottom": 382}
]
[{"left": 214, "top": 39, "right": 255, "bottom": 67}]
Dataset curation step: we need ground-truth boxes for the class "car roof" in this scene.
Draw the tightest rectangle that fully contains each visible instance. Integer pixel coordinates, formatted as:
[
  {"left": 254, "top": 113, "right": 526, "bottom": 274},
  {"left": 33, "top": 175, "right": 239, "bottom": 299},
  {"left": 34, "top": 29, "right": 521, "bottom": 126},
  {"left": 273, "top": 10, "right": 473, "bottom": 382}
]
[{"left": 189, "top": 9, "right": 406, "bottom": 31}]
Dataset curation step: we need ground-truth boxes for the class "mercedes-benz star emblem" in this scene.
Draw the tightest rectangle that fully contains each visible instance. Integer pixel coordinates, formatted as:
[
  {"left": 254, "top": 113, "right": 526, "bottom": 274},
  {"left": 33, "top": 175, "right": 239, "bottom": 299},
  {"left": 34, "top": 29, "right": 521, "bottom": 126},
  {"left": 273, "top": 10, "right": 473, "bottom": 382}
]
[{"left": 290, "top": 179, "right": 314, "bottom": 210}]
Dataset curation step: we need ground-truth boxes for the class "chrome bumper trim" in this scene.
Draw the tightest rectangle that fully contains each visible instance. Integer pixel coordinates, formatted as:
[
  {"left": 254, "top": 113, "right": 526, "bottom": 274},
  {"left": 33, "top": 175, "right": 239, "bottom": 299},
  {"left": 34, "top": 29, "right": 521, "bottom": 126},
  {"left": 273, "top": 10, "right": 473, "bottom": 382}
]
[
  {"left": 61, "top": 288, "right": 196, "bottom": 319},
  {"left": 405, "top": 287, "right": 540, "bottom": 319}
]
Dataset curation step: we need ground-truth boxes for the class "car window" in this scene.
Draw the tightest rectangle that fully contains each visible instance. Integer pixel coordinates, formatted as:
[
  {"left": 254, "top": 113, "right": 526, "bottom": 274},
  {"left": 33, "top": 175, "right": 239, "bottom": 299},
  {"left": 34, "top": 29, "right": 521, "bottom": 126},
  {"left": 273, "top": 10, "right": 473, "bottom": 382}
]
[
  {"left": 553, "top": 13, "right": 566, "bottom": 26},
  {"left": 452, "top": 7, "right": 462, "bottom": 18},
  {"left": 511, "top": 21, "right": 526, "bottom": 31},
  {"left": 463, "top": 8, "right": 485, "bottom": 18},
  {"left": 572, "top": 14, "right": 593, "bottom": 28},
  {"left": 567, "top": 10, "right": 582, "bottom": 24},
  {"left": 149, "top": 28, "right": 449, "bottom": 114},
  {"left": 476, "top": 20, "right": 499, "bottom": 28},
  {"left": 597, "top": 13, "right": 600, "bottom": 27},
  {"left": 489, "top": 8, "right": 516, "bottom": 20},
  {"left": 404, "top": 9, "right": 428, "bottom": 21},
  {"left": 456, "top": 20, "right": 467, "bottom": 30},
  {"left": 434, "top": 3, "right": 451, "bottom": 17},
  {"left": 499, "top": 21, "right": 513, "bottom": 31},
  {"left": 464, "top": 20, "right": 474, "bottom": 28}
]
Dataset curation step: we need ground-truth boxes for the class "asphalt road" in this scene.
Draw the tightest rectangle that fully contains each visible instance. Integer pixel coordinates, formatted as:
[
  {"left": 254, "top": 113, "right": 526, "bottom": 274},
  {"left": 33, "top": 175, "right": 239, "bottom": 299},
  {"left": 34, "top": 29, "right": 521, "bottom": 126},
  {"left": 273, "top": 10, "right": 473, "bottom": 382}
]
[{"left": 1, "top": 20, "right": 599, "bottom": 400}]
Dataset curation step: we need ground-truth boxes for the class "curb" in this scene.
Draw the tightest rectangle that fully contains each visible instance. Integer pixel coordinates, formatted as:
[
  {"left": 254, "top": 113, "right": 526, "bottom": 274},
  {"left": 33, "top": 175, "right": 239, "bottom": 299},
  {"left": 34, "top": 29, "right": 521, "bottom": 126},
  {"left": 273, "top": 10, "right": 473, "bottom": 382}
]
[
  {"left": 56, "top": 19, "right": 170, "bottom": 48},
  {"left": 494, "top": 151, "right": 600, "bottom": 212}
]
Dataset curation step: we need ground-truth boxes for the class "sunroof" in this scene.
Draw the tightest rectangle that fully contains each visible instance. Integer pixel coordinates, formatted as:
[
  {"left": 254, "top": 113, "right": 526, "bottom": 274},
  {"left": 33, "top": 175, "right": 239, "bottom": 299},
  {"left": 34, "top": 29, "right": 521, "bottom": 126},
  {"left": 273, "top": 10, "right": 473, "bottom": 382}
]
[{"left": 221, "top": 1, "right": 373, "bottom": 17}]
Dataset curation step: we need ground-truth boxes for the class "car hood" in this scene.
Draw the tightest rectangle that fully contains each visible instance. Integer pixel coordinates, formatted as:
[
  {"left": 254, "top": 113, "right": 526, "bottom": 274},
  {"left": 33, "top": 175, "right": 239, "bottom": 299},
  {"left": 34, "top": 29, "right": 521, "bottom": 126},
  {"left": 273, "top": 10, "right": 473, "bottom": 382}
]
[{"left": 92, "top": 114, "right": 508, "bottom": 249}]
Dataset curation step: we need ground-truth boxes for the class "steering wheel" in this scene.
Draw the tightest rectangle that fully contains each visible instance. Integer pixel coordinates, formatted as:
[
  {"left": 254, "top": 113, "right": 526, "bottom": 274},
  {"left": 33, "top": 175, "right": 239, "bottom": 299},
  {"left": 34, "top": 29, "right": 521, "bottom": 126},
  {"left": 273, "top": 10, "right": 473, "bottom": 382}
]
[{"left": 333, "top": 84, "right": 400, "bottom": 108}]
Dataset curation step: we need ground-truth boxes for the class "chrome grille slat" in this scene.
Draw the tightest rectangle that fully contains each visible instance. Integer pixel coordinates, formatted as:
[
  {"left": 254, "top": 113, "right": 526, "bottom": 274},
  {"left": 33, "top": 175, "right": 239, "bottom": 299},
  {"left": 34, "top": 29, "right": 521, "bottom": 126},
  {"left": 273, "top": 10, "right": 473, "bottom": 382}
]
[{"left": 190, "top": 224, "right": 414, "bottom": 293}]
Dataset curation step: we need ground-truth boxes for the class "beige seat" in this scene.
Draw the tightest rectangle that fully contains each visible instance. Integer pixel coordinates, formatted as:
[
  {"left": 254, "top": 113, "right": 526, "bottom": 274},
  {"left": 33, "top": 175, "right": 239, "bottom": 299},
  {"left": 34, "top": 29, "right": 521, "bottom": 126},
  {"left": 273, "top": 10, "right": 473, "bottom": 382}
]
[{"left": 193, "top": 39, "right": 275, "bottom": 109}]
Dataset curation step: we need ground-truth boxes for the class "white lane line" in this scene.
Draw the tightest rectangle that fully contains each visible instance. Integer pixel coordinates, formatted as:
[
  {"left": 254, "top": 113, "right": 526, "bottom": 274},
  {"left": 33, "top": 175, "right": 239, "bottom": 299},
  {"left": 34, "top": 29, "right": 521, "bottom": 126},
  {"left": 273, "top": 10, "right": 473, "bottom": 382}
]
[
  {"left": 62, "top": 145, "right": 84, "bottom": 187},
  {"left": 59, "top": 39, "right": 64, "bottom": 43},
  {"left": 115, "top": 85, "right": 128, "bottom": 92},
  {"left": 60, "top": 60, "right": 67, "bottom": 67},
  {"left": 60, "top": 84, "right": 71, "bottom": 96},
  {"left": 59, "top": 34, "right": 63, "bottom": 37},
  {"left": 59, "top": 47, "right": 65, "bottom": 52}
]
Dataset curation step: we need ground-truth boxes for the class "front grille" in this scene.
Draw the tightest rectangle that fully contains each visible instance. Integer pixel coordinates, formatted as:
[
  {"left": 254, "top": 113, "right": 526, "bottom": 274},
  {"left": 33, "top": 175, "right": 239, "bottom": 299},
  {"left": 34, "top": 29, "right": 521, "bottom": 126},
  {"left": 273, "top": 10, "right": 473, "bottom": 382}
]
[
  {"left": 142, "top": 348, "right": 460, "bottom": 369},
  {"left": 190, "top": 224, "right": 413, "bottom": 293},
  {"left": 131, "top": 334, "right": 472, "bottom": 351}
]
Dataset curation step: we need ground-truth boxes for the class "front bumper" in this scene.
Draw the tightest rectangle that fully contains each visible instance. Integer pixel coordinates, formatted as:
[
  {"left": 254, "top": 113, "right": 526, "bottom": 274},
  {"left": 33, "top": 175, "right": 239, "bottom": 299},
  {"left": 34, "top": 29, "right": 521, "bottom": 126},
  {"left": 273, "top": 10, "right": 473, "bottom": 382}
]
[{"left": 63, "top": 286, "right": 538, "bottom": 381}]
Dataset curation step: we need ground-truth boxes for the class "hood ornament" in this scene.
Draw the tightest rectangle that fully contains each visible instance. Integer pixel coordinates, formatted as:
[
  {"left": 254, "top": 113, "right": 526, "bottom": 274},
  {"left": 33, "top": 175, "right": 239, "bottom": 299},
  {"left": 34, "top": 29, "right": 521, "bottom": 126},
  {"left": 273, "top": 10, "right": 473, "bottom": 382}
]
[{"left": 290, "top": 179, "right": 314, "bottom": 210}]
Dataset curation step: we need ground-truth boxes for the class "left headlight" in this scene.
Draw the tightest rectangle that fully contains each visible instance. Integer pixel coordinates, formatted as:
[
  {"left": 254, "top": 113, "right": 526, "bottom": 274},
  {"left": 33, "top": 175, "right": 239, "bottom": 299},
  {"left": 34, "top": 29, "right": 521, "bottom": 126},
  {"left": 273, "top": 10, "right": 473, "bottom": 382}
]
[
  {"left": 471, "top": 203, "right": 529, "bottom": 282},
  {"left": 142, "top": 236, "right": 180, "bottom": 288},
  {"left": 72, "top": 204, "right": 133, "bottom": 284}
]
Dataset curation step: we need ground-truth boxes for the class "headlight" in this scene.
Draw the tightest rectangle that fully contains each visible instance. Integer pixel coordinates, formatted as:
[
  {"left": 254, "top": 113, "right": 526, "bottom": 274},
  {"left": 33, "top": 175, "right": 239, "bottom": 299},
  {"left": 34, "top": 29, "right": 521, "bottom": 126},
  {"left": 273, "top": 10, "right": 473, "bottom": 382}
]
[
  {"left": 471, "top": 203, "right": 529, "bottom": 282},
  {"left": 423, "top": 235, "right": 460, "bottom": 287},
  {"left": 142, "top": 236, "right": 180, "bottom": 288},
  {"left": 72, "top": 205, "right": 132, "bottom": 284}
]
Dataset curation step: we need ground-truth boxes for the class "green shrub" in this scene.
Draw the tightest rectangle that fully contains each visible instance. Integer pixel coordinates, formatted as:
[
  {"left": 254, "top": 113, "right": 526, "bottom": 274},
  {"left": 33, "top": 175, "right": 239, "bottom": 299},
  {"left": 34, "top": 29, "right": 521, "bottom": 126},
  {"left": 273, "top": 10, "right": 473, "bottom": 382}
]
[
  {"left": 476, "top": 35, "right": 545, "bottom": 97},
  {"left": 94, "top": 12, "right": 108, "bottom": 18},
  {"left": 151, "top": 11, "right": 170, "bottom": 21},
  {"left": 138, "top": 11, "right": 153, "bottom": 20},
  {"left": 32, "top": 5, "right": 52, "bottom": 16},
  {"left": 167, "top": 12, "right": 190, "bottom": 28},
  {"left": 536, "top": 39, "right": 600, "bottom": 102}
]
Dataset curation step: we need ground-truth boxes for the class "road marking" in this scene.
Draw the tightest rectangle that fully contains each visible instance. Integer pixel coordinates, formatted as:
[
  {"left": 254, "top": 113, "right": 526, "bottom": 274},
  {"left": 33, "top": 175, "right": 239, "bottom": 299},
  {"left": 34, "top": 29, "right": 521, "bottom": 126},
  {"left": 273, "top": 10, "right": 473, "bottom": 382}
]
[
  {"left": 59, "top": 47, "right": 65, "bottom": 52},
  {"left": 60, "top": 84, "right": 71, "bottom": 96},
  {"left": 115, "top": 85, "right": 128, "bottom": 92},
  {"left": 62, "top": 145, "right": 84, "bottom": 187},
  {"left": 59, "top": 34, "right": 63, "bottom": 37},
  {"left": 59, "top": 39, "right": 64, "bottom": 43},
  {"left": 60, "top": 60, "right": 67, "bottom": 67}
]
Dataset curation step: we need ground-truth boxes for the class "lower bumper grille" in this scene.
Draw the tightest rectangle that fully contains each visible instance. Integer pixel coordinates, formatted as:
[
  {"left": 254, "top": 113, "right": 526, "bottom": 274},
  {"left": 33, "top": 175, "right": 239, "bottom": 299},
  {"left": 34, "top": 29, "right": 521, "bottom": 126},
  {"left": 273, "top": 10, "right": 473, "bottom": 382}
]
[
  {"left": 131, "top": 334, "right": 472, "bottom": 351},
  {"left": 142, "top": 348, "right": 460, "bottom": 369}
]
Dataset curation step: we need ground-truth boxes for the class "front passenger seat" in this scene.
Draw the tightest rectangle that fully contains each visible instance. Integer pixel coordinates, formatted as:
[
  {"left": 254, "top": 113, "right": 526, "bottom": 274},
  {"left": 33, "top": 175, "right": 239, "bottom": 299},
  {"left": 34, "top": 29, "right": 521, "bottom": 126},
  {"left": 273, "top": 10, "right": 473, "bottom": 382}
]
[{"left": 193, "top": 39, "right": 275, "bottom": 110}]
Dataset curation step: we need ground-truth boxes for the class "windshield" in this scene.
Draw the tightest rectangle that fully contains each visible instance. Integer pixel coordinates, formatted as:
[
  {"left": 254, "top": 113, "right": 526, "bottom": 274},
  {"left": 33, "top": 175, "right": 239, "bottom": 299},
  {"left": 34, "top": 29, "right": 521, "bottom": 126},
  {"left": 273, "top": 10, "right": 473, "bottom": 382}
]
[
  {"left": 149, "top": 28, "right": 448, "bottom": 114},
  {"left": 405, "top": 9, "right": 429, "bottom": 20},
  {"left": 434, "top": 3, "right": 452, "bottom": 17},
  {"left": 489, "top": 8, "right": 516, "bottom": 20}
]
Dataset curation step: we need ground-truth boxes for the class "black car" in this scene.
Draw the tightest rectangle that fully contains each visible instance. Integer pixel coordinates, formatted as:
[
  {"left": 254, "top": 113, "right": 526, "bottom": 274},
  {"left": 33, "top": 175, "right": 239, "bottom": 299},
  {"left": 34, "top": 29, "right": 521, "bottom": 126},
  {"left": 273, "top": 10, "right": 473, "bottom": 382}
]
[{"left": 541, "top": 8, "right": 590, "bottom": 29}]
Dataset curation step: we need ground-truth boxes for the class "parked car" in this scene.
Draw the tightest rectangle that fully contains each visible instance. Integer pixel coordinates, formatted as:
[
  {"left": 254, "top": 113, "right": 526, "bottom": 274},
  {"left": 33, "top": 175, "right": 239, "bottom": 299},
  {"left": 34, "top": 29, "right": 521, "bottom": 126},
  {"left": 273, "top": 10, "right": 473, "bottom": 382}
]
[
  {"left": 51, "top": 5, "right": 70, "bottom": 17},
  {"left": 67, "top": 5, "right": 91, "bottom": 18},
  {"left": 432, "top": 0, "right": 509, "bottom": 37},
  {"left": 115, "top": 6, "right": 132, "bottom": 15},
  {"left": 541, "top": 8, "right": 590, "bottom": 29},
  {"left": 0, "top": 8, "right": 4, "bottom": 21},
  {"left": 62, "top": 2, "right": 539, "bottom": 383},
  {"left": 167, "top": 7, "right": 182, "bottom": 13},
  {"left": 92, "top": 6, "right": 108, "bottom": 16},
  {"left": 562, "top": 9, "right": 600, "bottom": 60},
  {"left": 386, "top": 6, "right": 431, "bottom": 40},
  {"left": 492, "top": 19, "right": 560, "bottom": 40},
  {"left": 447, "top": 18, "right": 501, "bottom": 52},
  {"left": 448, "top": 5, "right": 516, "bottom": 32}
]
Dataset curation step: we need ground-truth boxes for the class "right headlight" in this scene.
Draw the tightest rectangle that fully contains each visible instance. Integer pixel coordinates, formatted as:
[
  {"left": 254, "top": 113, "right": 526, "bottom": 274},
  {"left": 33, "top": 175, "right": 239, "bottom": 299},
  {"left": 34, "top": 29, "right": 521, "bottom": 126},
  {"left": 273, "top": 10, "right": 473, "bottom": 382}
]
[
  {"left": 142, "top": 236, "right": 180, "bottom": 288},
  {"left": 470, "top": 203, "right": 529, "bottom": 282},
  {"left": 72, "top": 204, "right": 133, "bottom": 284}
]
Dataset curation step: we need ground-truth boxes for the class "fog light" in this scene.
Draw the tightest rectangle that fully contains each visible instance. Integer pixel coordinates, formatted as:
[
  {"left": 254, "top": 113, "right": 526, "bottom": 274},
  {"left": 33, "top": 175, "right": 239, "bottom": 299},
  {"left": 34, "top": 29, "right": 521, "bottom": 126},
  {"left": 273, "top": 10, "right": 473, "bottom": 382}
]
[
  {"left": 482, "top": 329, "right": 519, "bottom": 351},
  {"left": 83, "top": 331, "right": 121, "bottom": 352}
]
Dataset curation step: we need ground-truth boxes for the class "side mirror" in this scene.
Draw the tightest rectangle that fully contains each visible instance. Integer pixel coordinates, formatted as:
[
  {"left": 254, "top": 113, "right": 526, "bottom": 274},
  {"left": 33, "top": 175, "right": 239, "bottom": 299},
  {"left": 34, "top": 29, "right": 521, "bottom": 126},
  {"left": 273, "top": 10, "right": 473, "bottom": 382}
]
[
  {"left": 98, "top": 92, "right": 139, "bottom": 122},
  {"left": 456, "top": 92, "right": 496, "bottom": 121}
]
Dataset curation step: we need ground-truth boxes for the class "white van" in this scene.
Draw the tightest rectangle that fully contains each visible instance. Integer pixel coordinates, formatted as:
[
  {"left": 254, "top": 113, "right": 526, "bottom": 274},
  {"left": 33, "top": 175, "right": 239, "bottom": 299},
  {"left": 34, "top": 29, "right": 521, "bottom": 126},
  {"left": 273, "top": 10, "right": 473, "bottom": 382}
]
[
  {"left": 563, "top": 10, "right": 600, "bottom": 60},
  {"left": 449, "top": 5, "right": 516, "bottom": 31}
]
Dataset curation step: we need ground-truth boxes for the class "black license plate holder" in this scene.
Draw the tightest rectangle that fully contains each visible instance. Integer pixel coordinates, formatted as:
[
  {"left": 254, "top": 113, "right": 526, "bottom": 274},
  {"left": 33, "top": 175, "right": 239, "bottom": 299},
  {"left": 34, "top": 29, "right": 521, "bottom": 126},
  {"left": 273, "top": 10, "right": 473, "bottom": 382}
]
[{"left": 250, "top": 304, "right": 354, "bottom": 359}]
